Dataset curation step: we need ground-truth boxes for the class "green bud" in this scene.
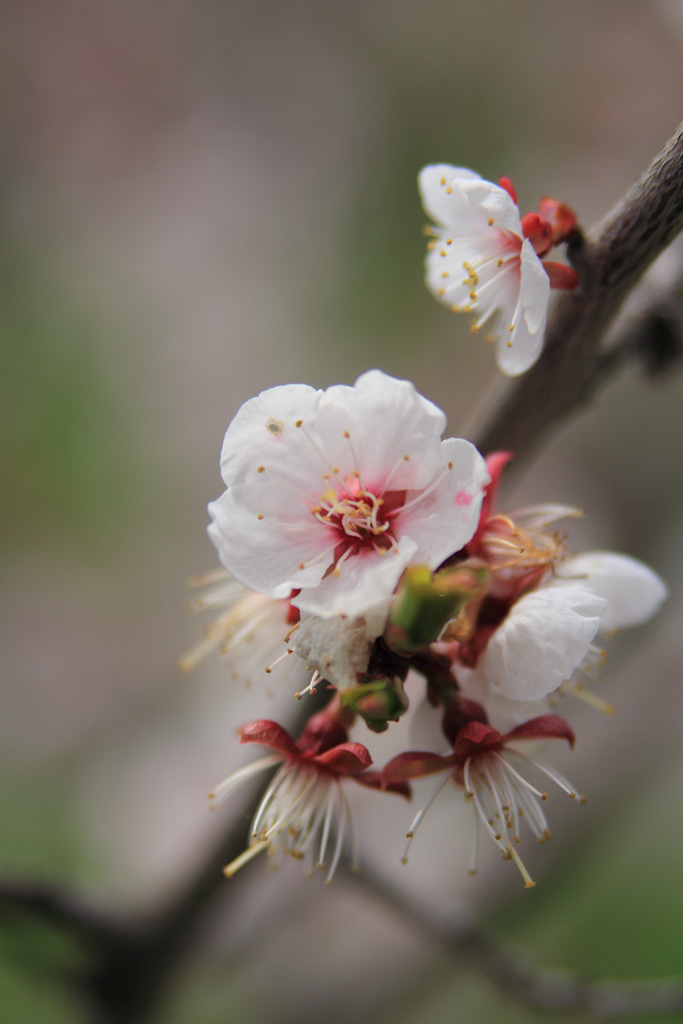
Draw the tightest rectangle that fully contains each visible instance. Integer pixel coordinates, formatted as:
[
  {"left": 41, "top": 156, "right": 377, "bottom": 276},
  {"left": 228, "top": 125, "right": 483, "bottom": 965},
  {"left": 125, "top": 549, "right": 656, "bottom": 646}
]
[
  {"left": 340, "top": 675, "right": 409, "bottom": 733},
  {"left": 384, "top": 563, "right": 490, "bottom": 655}
]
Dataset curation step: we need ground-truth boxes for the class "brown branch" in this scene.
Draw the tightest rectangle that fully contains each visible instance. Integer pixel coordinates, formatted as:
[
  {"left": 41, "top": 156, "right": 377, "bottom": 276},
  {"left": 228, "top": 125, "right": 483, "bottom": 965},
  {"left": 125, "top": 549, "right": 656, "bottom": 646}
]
[
  {"left": 345, "top": 866, "right": 683, "bottom": 1019},
  {"left": 475, "top": 121, "right": 683, "bottom": 457}
]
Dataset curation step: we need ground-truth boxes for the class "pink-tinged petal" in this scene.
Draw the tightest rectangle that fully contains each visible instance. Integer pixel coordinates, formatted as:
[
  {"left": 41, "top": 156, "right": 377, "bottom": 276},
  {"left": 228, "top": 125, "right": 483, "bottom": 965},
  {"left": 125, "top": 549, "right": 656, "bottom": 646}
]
[
  {"left": 397, "top": 437, "right": 489, "bottom": 568},
  {"left": 453, "top": 721, "right": 503, "bottom": 760},
  {"left": 382, "top": 750, "right": 456, "bottom": 784},
  {"left": 481, "top": 584, "right": 606, "bottom": 701},
  {"left": 353, "top": 771, "right": 412, "bottom": 798},
  {"left": 240, "top": 720, "right": 299, "bottom": 757},
  {"left": 219, "top": 384, "right": 323, "bottom": 488},
  {"left": 314, "top": 741, "right": 373, "bottom": 775},
  {"left": 556, "top": 552, "right": 668, "bottom": 631},
  {"left": 468, "top": 450, "right": 514, "bottom": 553},
  {"left": 543, "top": 261, "right": 579, "bottom": 289},
  {"left": 505, "top": 714, "right": 576, "bottom": 749}
]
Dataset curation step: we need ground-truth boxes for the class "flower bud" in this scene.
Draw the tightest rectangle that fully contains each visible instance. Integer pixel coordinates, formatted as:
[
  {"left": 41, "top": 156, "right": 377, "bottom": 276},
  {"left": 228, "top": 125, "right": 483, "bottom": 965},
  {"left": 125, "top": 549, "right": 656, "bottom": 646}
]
[{"left": 384, "top": 564, "right": 490, "bottom": 655}]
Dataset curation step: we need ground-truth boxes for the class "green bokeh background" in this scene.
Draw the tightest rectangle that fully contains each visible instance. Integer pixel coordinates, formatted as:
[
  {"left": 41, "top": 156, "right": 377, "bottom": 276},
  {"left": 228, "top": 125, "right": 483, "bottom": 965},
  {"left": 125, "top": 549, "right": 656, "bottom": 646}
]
[{"left": 2, "top": 1, "right": 683, "bottom": 1021}]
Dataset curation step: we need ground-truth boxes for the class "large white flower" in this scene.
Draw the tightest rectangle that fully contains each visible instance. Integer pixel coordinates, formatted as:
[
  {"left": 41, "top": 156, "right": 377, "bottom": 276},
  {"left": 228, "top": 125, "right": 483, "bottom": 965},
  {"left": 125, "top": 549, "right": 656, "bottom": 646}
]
[
  {"left": 475, "top": 551, "right": 667, "bottom": 703},
  {"left": 208, "top": 370, "right": 489, "bottom": 619},
  {"left": 419, "top": 164, "right": 553, "bottom": 376}
]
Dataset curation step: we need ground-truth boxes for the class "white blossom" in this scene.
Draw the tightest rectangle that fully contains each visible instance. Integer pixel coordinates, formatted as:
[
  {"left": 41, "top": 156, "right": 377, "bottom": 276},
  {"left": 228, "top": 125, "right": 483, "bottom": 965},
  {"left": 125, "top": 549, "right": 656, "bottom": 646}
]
[
  {"left": 208, "top": 369, "right": 489, "bottom": 620},
  {"left": 474, "top": 551, "right": 667, "bottom": 703},
  {"left": 419, "top": 164, "right": 550, "bottom": 376}
]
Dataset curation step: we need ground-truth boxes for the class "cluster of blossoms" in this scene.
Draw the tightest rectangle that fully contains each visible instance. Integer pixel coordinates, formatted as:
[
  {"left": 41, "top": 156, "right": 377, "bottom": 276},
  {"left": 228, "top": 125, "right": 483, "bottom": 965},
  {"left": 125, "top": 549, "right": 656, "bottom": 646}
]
[{"left": 186, "top": 365, "right": 667, "bottom": 889}]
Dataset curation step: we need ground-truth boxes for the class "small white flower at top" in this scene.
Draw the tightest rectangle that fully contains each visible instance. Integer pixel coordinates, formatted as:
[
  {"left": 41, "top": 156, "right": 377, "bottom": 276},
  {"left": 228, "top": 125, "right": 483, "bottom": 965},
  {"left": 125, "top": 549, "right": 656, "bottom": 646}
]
[
  {"left": 419, "top": 164, "right": 579, "bottom": 376},
  {"left": 208, "top": 369, "right": 489, "bottom": 621}
]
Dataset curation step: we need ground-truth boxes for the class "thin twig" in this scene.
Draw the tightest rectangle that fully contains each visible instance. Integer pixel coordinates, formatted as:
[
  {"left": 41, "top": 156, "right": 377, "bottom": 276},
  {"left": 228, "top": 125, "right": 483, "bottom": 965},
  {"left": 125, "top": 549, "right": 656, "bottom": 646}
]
[{"left": 345, "top": 865, "right": 683, "bottom": 1019}]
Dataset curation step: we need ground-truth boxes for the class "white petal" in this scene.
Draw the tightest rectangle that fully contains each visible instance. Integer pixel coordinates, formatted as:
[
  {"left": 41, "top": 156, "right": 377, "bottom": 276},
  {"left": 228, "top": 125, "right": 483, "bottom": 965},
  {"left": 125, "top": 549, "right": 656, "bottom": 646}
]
[
  {"left": 294, "top": 538, "right": 417, "bottom": 619},
  {"left": 219, "top": 383, "right": 323, "bottom": 488},
  {"left": 482, "top": 584, "right": 606, "bottom": 701},
  {"left": 208, "top": 489, "right": 332, "bottom": 598},
  {"left": 555, "top": 551, "right": 668, "bottom": 631},
  {"left": 458, "top": 665, "right": 549, "bottom": 734},
  {"left": 418, "top": 164, "right": 482, "bottom": 228},
  {"left": 398, "top": 437, "right": 489, "bottom": 567},
  {"left": 423, "top": 242, "right": 475, "bottom": 310},
  {"left": 454, "top": 178, "right": 522, "bottom": 235},
  {"left": 495, "top": 293, "right": 546, "bottom": 377},
  {"left": 315, "top": 370, "right": 447, "bottom": 491},
  {"left": 520, "top": 238, "right": 551, "bottom": 334}
]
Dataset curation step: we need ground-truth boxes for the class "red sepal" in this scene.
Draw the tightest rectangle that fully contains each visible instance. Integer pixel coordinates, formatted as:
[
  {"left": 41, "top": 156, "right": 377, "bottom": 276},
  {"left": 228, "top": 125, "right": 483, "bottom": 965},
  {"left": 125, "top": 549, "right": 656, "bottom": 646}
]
[
  {"left": 314, "top": 741, "right": 373, "bottom": 775},
  {"left": 505, "top": 714, "right": 576, "bottom": 749},
  {"left": 538, "top": 197, "right": 578, "bottom": 245},
  {"left": 442, "top": 697, "right": 489, "bottom": 747},
  {"left": 382, "top": 750, "right": 455, "bottom": 785},
  {"left": 498, "top": 176, "right": 518, "bottom": 204},
  {"left": 353, "top": 771, "right": 412, "bottom": 799},
  {"left": 467, "top": 450, "right": 514, "bottom": 556},
  {"left": 240, "top": 719, "right": 299, "bottom": 757},
  {"left": 453, "top": 721, "right": 503, "bottom": 760},
  {"left": 543, "top": 261, "right": 579, "bottom": 290},
  {"left": 286, "top": 591, "right": 301, "bottom": 625},
  {"left": 521, "top": 212, "right": 553, "bottom": 256},
  {"left": 297, "top": 707, "right": 351, "bottom": 756}
]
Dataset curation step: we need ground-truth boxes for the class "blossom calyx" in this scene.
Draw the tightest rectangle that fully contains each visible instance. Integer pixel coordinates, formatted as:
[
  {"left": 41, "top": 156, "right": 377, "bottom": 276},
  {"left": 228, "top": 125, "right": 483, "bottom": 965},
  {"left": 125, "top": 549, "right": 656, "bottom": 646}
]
[
  {"left": 341, "top": 674, "right": 409, "bottom": 733},
  {"left": 383, "top": 564, "right": 490, "bottom": 655}
]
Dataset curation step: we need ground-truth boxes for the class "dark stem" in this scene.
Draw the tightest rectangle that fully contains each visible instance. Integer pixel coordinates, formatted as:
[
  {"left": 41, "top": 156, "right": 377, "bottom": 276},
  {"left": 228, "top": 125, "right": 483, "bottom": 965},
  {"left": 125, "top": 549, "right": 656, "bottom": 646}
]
[{"left": 474, "top": 121, "right": 683, "bottom": 457}]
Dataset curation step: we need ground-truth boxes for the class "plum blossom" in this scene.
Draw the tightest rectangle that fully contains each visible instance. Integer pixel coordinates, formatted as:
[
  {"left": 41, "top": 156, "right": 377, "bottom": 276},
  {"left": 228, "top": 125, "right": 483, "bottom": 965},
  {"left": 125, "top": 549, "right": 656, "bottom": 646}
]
[
  {"left": 419, "top": 165, "right": 578, "bottom": 376},
  {"left": 208, "top": 370, "right": 489, "bottom": 620},
  {"left": 460, "top": 548, "right": 667, "bottom": 706},
  {"left": 382, "top": 706, "right": 579, "bottom": 888},
  {"left": 211, "top": 707, "right": 408, "bottom": 882},
  {"left": 456, "top": 452, "right": 669, "bottom": 705}
]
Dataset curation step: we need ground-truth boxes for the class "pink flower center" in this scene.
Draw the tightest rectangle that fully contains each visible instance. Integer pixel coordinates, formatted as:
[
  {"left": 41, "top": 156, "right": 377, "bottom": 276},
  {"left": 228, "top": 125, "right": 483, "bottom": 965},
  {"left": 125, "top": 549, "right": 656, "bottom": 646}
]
[{"left": 311, "top": 480, "right": 406, "bottom": 565}]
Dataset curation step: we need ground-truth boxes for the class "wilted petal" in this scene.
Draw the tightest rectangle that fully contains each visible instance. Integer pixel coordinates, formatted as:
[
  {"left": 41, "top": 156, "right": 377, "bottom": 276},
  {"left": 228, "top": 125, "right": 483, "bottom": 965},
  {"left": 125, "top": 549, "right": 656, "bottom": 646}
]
[{"left": 294, "top": 608, "right": 387, "bottom": 688}]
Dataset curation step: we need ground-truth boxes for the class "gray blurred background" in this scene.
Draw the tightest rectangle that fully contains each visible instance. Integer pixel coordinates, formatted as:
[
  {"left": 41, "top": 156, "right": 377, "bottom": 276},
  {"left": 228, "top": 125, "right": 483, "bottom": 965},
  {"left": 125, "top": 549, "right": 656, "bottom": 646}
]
[{"left": 2, "top": 1, "right": 683, "bottom": 1021}]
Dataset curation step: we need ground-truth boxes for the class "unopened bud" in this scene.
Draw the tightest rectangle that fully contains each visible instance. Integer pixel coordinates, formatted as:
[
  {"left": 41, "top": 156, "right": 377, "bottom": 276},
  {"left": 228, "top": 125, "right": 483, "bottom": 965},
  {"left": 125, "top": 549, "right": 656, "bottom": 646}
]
[
  {"left": 341, "top": 675, "right": 409, "bottom": 733},
  {"left": 384, "top": 564, "right": 490, "bottom": 655}
]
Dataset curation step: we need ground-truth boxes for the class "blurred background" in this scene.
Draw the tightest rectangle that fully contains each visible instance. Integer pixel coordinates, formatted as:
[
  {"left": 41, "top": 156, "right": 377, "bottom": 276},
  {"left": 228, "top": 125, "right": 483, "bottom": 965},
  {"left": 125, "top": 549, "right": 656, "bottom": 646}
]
[{"left": 2, "top": 1, "right": 683, "bottom": 1021}]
